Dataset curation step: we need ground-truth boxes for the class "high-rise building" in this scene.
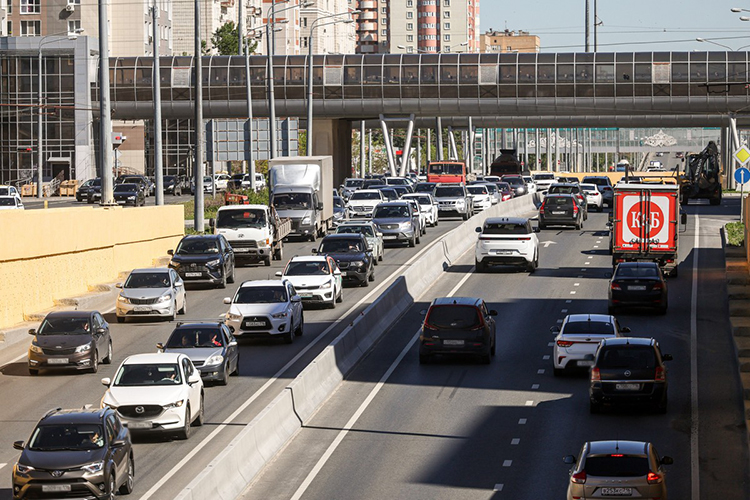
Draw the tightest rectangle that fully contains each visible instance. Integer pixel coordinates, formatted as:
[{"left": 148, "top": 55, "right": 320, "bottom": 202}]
[
  {"left": 480, "top": 29, "right": 540, "bottom": 53},
  {"left": 300, "top": 0, "right": 357, "bottom": 55}
]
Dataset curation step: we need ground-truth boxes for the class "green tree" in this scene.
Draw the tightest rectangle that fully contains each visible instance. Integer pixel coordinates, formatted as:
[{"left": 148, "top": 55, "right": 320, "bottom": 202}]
[{"left": 211, "top": 21, "right": 259, "bottom": 56}]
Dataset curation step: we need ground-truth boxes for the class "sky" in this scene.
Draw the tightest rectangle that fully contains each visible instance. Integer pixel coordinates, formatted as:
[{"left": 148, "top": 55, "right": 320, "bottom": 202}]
[{"left": 479, "top": 0, "right": 750, "bottom": 52}]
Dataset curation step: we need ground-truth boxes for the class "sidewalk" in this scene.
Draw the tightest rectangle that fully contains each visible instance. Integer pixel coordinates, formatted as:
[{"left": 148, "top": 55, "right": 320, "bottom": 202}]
[{"left": 724, "top": 244, "right": 750, "bottom": 431}]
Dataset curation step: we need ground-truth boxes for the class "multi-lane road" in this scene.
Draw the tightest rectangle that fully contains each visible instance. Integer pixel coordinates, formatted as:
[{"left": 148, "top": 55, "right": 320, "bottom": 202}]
[
  {"left": 0, "top": 214, "right": 466, "bottom": 499},
  {"left": 241, "top": 202, "right": 750, "bottom": 500}
]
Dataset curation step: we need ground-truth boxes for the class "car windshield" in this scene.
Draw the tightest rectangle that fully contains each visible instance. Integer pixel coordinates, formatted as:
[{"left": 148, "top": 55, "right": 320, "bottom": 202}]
[
  {"left": 504, "top": 177, "right": 523, "bottom": 186},
  {"left": 114, "top": 184, "right": 137, "bottom": 192},
  {"left": 386, "top": 178, "right": 408, "bottom": 185},
  {"left": 415, "top": 184, "right": 436, "bottom": 192},
  {"left": 216, "top": 209, "right": 266, "bottom": 229},
  {"left": 467, "top": 186, "right": 489, "bottom": 195},
  {"left": 337, "top": 226, "right": 374, "bottom": 237},
  {"left": 351, "top": 191, "right": 381, "bottom": 200},
  {"left": 435, "top": 186, "right": 464, "bottom": 197},
  {"left": 580, "top": 184, "right": 598, "bottom": 192},
  {"left": 563, "top": 321, "right": 613, "bottom": 335},
  {"left": 273, "top": 192, "right": 312, "bottom": 209},
  {"left": 320, "top": 239, "right": 363, "bottom": 253},
  {"left": 483, "top": 223, "right": 528, "bottom": 235},
  {"left": 484, "top": 184, "right": 498, "bottom": 194},
  {"left": 426, "top": 305, "right": 481, "bottom": 329},
  {"left": 203, "top": 176, "right": 212, "bottom": 183},
  {"left": 583, "top": 178, "right": 609, "bottom": 186},
  {"left": 615, "top": 266, "right": 659, "bottom": 278},
  {"left": 599, "top": 346, "right": 657, "bottom": 369},
  {"left": 285, "top": 261, "right": 330, "bottom": 276},
  {"left": 234, "top": 286, "right": 287, "bottom": 303},
  {"left": 164, "top": 176, "right": 176, "bottom": 183},
  {"left": 0, "top": 198, "right": 15, "bottom": 206},
  {"left": 28, "top": 424, "right": 105, "bottom": 451},
  {"left": 176, "top": 238, "right": 219, "bottom": 254},
  {"left": 497, "top": 182, "right": 511, "bottom": 191},
  {"left": 114, "top": 363, "right": 182, "bottom": 386},
  {"left": 406, "top": 195, "right": 431, "bottom": 205},
  {"left": 584, "top": 456, "right": 649, "bottom": 477},
  {"left": 534, "top": 174, "right": 555, "bottom": 180},
  {"left": 373, "top": 205, "right": 410, "bottom": 218},
  {"left": 38, "top": 317, "right": 90, "bottom": 335},
  {"left": 122, "top": 177, "right": 142, "bottom": 184},
  {"left": 124, "top": 272, "right": 171, "bottom": 288},
  {"left": 167, "top": 328, "right": 224, "bottom": 348},
  {"left": 345, "top": 179, "right": 364, "bottom": 188},
  {"left": 91, "top": 179, "right": 101, "bottom": 187}
]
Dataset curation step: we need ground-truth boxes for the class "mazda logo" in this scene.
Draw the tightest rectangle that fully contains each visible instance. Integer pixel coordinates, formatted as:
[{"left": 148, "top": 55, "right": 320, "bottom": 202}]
[
  {"left": 624, "top": 370, "right": 632, "bottom": 377},
  {"left": 135, "top": 406, "right": 145, "bottom": 414},
  {"left": 51, "top": 470, "right": 64, "bottom": 477}
]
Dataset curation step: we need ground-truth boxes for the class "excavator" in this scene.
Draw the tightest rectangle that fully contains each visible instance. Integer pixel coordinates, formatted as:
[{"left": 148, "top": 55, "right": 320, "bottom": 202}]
[{"left": 679, "top": 141, "right": 722, "bottom": 205}]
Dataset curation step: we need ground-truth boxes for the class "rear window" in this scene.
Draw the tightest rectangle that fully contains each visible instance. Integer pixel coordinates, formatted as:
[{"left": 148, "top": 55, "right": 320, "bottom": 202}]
[
  {"left": 534, "top": 174, "right": 555, "bottom": 180},
  {"left": 584, "top": 456, "right": 649, "bottom": 477},
  {"left": 547, "top": 196, "right": 573, "bottom": 207},
  {"left": 563, "top": 321, "right": 613, "bottom": 335},
  {"left": 426, "top": 305, "right": 480, "bottom": 329},
  {"left": 598, "top": 346, "right": 657, "bottom": 370},
  {"left": 483, "top": 223, "right": 529, "bottom": 235},
  {"left": 583, "top": 177, "right": 609, "bottom": 186},
  {"left": 549, "top": 185, "right": 578, "bottom": 194},
  {"left": 616, "top": 266, "right": 659, "bottom": 278}
]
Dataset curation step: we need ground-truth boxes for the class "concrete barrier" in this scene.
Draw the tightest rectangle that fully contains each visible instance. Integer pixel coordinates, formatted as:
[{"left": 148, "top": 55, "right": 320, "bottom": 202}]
[{"left": 174, "top": 195, "right": 537, "bottom": 500}]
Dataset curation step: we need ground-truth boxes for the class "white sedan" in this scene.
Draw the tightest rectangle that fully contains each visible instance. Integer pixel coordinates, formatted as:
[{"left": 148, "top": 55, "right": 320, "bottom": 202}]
[
  {"left": 467, "top": 184, "right": 493, "bottom": 212},
  {"left": 580, "top": 183, "right": 604, "bottom": 212},
  {"left": 0, "top": 195, "right": 24, "bottom": 209},
  {"left": 101, "top": 352, "right": 204, "bottom": 439},
  {"left": 276, "top": 256, "right": 343, "bottom": 308},
  {"left": 551, "top": 314, "right": 629, "bottom": 376},
  {"left": 522, "top": 176, "right": 538, "bottom": 195},
  {"left": 402, "top": 193, "right": 439, "bottom": 227}
]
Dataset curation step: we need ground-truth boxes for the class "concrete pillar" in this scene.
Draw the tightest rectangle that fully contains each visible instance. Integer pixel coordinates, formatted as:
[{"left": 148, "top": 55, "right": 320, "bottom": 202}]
[
  {"left": 400, "top": 114, "right": 415, "bottom": 176},
  {"left": 436, "top": 117, "right": 444, "bottom": 161},
  {"left": 523, "top": 129, "right": 529, "bottom": 170},
  {"left": 417, "top": 129, "right": 421, "bottom": 174},
  {"left": 311, "top": 118, "right": 352, "bottom": 188},
  {"left": 427, "top": 128, "right": 432, "bottom": 164},
  {"left": 554, "top": 128, "right": 560, "bottom": 172},
  {"left": 379, "top": 115, "right": 397, "bottom": 176},
  {"left": 360, "top": 121, "right": 366, "bottom": 178},
  {"left": 368, "top": 129, "right": 372, "bottom": 174},
  {"left": 545, "top": 129, "right": 552, "bottom": 171}
]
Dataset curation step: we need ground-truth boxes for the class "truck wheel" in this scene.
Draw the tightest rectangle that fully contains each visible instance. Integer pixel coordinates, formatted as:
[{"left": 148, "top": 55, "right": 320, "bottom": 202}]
[
  {"left": 263, "top": 257, "right": 271, "bottom": 267},
  {"left": 670, "top": 266, "right": 679, "bottom": 278},
  {"left": 273, "top": 243, "right": 283, "bottom": 261}
]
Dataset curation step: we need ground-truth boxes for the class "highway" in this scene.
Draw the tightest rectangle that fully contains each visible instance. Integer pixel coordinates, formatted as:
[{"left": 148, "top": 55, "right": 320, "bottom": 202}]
[
  {"left": 240, "top": 202, "right": 750, "bottom": 500},
  {"left": 0, "top": 215, "right": 465, "bottom": 500}
]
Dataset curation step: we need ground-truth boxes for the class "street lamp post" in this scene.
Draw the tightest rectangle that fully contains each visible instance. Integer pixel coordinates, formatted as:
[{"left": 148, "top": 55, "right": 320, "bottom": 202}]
[
  {"left": 37, "top": 30, "right": 82, "bottom": 199},
  {"left": 306, "top": 11, "right": 358, "bottom": 156},
  {"left": 696, "top": 37, "right": 750, "bottom": 51},
  {"left": 397, "top": 41, "right": 468, "bottom": 54}
]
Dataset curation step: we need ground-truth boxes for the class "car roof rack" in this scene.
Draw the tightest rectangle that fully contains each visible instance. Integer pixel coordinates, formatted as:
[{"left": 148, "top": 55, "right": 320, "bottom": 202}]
[{"left": 42, "top": 407, "right": 63, "bottom": 419}]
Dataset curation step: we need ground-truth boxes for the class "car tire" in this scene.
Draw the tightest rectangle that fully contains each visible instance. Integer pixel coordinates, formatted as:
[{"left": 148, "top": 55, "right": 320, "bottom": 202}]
[
  {"left": 179, "top": 297, "right": 187, "bottom": 315},
  {"left": 29, "top": 368, "right": 38, "bottom": 376},
  {"left": 368, "top": 268, "right": 375, "bottom": 282},
  {"left": 575, "top": 221, "right": 582, "bottom": 231},
  {"left": 103, "top": 341, "right": 113, "bottom": 365},
  {"left": 283, "top": 328, "right": 294, "bottom": 344},
  {"left": 107, "top": 474, "right": 117, "bottom": 500},
  {"left": 274, "top": 243, "right": 283, "bottom": 261},
  {"left": 378, "top": 252, "right": 383, "bottom": 261},
  {"left": 419, "top": 354, "right": 430, "bottom": 364},
  {"left": 538, "top": 223, "right": 546, "bottom": 230},
  {"left": 328, "top": 295, "right": 336, "bottom": 309},
  {"left": 169, "top": 304, "right": 176, "bottom": 322},
  {"left": 118, "top": 457, "right": 135, "bottom": 495},
  {"left": 336, "top": 288, "right": 343, "bottom": 303},
  {"left": 589, "top": 401, "right": 601, "bottom": 414},
  {"left": 479, "top": 352, "right": 491, "bottom": 364},
  {"left": 89, "top": 351, "right": 99, "bottom": 374},
  {"left": 670, "top": 266, "right": 679, "bottom": 278},
  {"left": 434, "top": 218, "right": 438, "bottom": 227},
  {"left": 264, "top": 257, "right": 272, "bottom": 267},
  {"left": 415, "top": 233, "right": 421, "bottom": 244},
  {"left": 658, "top": 303, "right": 668, "bottom": 315},
  {"left": 475, "top": 259, "right": 485, "bottom": 273},
  {"left": 219, "top": 365, "right": 229, "bottom": 386},
  {"left": 295, "top": 315, "right": 304, "bottom": 337},
  {"left": 177, "top": 407, "right": 191, "bottom": 440},
  {"left": 231, "top": 356, "right": 240, "bottom": 375},
  {"left": 527, "top": 256, "right": 537, "bottom": 274},
  {"left": 462, "top": 212, "right": 469, "bottom": 221},
  {"left": 409, "top": 235, "right": 416, "bottom": 248},
  {"left": 490, "top": 336, "right": 496, "bottom": 356},
  {"left": 117, "top": 316, "right": 125, "bottom": 324},
  {"left": 219, "top": 272, "right": 227, "bottom": 289},
  {"left": 362, "top": 275, "right": 370, "bottom": 287},
  {"left": 553, "top": 368, "right": 564, "bottom": 377}
]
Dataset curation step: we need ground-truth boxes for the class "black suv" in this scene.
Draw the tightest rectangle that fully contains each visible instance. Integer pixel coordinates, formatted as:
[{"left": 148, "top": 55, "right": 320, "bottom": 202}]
[
  {"left": 12, "top": 407, "right": 134, "bottom": 500},
  {"left": 419, "top": 297, "right": 497, "bottom": 364},
  {"left": 113, "top": 183, "right": 146, "bottom": 207},
  {"left": 539, "top": 194, "right": 584, "bottom": 230},
  {"left": 163, "top": 175, "right": 183, "bottom": 196},
  {"left": 168, "top": 235, "right": 236, "bottom": 288},
  {"left": 589, "top": 337, "right": 672, "bottom": 414},
  {"left": 76, "top": 178, "right": 100, "bottom": 202},
  {"left": 314, "top": 234, "right": 374, "bottom": 286}
]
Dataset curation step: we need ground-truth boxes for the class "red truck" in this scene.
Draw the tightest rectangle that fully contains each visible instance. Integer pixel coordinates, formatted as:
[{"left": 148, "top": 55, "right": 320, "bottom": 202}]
[
  {"left": 426, "top": 161, "right": 467, "bottom": 184},
  {"left": 610, "top": 183, "right": 685, "bottom": 277}
]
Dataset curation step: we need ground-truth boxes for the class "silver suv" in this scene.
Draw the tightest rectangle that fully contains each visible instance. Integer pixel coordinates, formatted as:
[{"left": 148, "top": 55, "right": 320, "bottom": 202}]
[
  {"left": 434, "top": 184, "right": 473, "bottom": 220},
  {"left": 371, "top": 201, "right": 420, "bottom": 247}
]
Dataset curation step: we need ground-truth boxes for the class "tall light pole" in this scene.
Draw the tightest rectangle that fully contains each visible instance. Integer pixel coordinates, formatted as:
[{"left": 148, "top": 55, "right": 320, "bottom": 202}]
[
  {"left": 194, "top": 0, "right": 204, "bottom": 231},
  {"left": 37, "top": 30, "right": 81, "bottom": 199},
  {"left": 152, "top": 1, "right": 164, "bottom": 205},
  {"left": 306, "top": 11, "right": 358, "bottom": 156},
  {"left": 696, "top": 37, "right": 750, "bottom": 51},
  {"left": 99, "top": 0, "right": 114, "bottom": 206}
]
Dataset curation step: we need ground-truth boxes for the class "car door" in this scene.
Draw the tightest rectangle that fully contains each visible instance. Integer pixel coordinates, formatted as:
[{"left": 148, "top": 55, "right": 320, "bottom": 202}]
[
  {"left": 221, "top": 325, "right": 238, "bottom": 373},
  {"left": 221, "top": 236, "right": 234, "bottom": 273},
  {"left": 286, "top": 282, "right": 301, "bottom": 327},
  {"left": 328, "top": 258, "right": 342, "bottom": 295},
  {"left": 106, "top": 414, "right": 128, "bottom": 479},
  {"left": 171, "top": 269, "right": 185, "bottom": 309},
  {"left": 182, "top": 358, "right": 201, "bottom": 411}
]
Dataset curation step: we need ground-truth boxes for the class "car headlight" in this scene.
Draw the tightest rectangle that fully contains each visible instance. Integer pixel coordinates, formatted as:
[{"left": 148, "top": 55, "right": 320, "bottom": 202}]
[
  {"left": 164, "top": 399, "right": 185, "bottom": 409},
  {"left": 226, "top": 312, "right": 242, "bottom": 321},
  {"left": 117, "top": 295, "right": 129, "bottom": 303},
  {"left": 157, "top": 293, "right": 173, "bottom": 303},
  {"left": 301, "top": 216, "right": 312, "bottom": 225},
  {"left": 30, "top": 344, "right": 43, "bottom": 354},
  {"left": 455, "top": 200, "right": 465, "bottom": 206},
  {"left": 204, "top": 354, "right": 224, "bottom": 366},
  {"left": 206, "top": 259, "right": 221, "bottom": 267},
  {"left": 320, "top": 280, "right": 332, "bottom": 289},
  {"left": 272, "top": 311, "right": 288, "bottom": 318},
  {"left": 15, "top": 463, "right": 34, "bottom": 474},
  {"left": 351, "top": 261, "right": 364, "bottom": 267},
  {"left": 75, "top": 342, "right": 92, "bottom": 353},
  {"left": 399, "top": 222, "right": 411, "bottom": 229},
  {"left": 127, "top": 196, "right": 135, "bottom": 200},
  {"left": 81, "top": 461, "right": 104, "bottom": 474}
]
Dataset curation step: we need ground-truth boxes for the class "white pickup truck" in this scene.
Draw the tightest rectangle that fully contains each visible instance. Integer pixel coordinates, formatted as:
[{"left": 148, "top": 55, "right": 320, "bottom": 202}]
[{"left": 212, "top": 204, "right": 291, "bottom": 267}]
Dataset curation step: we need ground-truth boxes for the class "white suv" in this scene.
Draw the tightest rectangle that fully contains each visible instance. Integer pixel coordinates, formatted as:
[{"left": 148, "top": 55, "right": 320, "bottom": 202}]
[
  {"left": 551, "top": 314, "right": 629, "bottom": 376},
  {"left": 100, "top": 352, "right": 204, "bottom": 439},
  {"left": 475, "top": 217, "right": 539, "bottom": 273},
  {"left": 580, "top": 183, "right": 603, "bottom": 212},
  {"left": 223, "top": 280, "right": 304, "bottom": 343},
  {"left": 346, "top": 189, "right": 384, "bottom": 218},
  {"left": 276, "top": 256, "right": 343, "bottom": 308},
  {"left": 402, "top": 193, "right": 439, "bottom": 227}
]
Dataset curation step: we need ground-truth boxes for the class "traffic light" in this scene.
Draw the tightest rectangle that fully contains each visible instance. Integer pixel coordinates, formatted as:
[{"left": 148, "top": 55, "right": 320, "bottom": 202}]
[{"left": 17, "top": 146, "right": 33, "bottom": 153}]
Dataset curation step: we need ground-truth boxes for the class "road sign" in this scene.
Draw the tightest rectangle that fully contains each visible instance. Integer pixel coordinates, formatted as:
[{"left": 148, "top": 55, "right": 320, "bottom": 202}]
[
  {"left": 733, "top": 146, "right": 750, "bottom": 166},
  {"left": 734, "top": 167, "right": 750, "bottom": 185}
]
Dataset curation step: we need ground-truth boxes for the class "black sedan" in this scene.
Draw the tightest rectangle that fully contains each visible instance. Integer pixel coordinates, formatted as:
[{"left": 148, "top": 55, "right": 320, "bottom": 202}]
[
  {"left": 76, "top": 178, "right": 100, "bottom": 202},
  {"left": 113, "top": 183, "right": 146, "bottom": 206},
  {"left": 164, "top": 175, "right": 183, "bottom": 195},
  {"left": 314, "top": 234, "right": 374, "bottom": 286},
  {"left": 168, "top": 234, "right": 235, "bottom": 288},
  {"left": 608, "top": 262, "right": 668, "bottom": 314},
  {"left": 158, "top": 322, "right": 239, "bottom": 385}
]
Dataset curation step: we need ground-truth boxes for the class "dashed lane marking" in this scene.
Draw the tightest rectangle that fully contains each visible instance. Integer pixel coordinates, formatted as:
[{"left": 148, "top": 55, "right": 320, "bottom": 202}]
[
  {"left": 511, "top": 439, "right": 520, "bottom": 445},
  {"left": 525, "top": 400, "right": 534, "bottom": 406},
  {"left": 518, "top": 418, "right": 527, "bottom": 424},
  {"left": 503, "top": 460, "right": 513, "bottom": 467},
  {"left": 531, "top": 384, "right": 540, "bottom": 390},
  {"left": 494, "top": 484, "right": 504, "bottom": 492},
  {"left": 537, "top": 369, "right": 545, "bottom": 374}
]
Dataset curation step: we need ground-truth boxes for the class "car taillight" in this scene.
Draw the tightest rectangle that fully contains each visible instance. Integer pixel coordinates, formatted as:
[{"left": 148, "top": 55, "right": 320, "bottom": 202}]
[
  {"left": 610, "top": 283, "right": 622, "bottom": 290},
  {"left": 557, "top": 340, "right": 574, "bottom": 348},
  {"left": 423, "top": 323, "right": 437, "bottom": 331},
  {"left": 652, "top": 282, "right": 663, "bottom": 291},
  {"left": 655, "top": 366, "right": 666, "bottom": 382},
  {"left": 573, "top": 204, "right": 579, "bottom": 215},
  {"left": 539, "top": 202, "right": 546, "bottom": 214},
  {"left": 591, "top": 367, "right": 601, "bottom": 382},
  {"left": 571, "top": 471, "right": 587, "bottom": 484},
  {"left": 647, "top": 471, "right": 663, "bottom": 484}
]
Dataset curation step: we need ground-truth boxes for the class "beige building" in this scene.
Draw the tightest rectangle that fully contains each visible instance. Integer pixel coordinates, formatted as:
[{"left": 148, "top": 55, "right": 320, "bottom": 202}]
[
  {"left": 480, "top": 29, "right": 539, "bottom": 53},
  {"left": 300, "top": 0, "right": 357, "bottom": 55}
]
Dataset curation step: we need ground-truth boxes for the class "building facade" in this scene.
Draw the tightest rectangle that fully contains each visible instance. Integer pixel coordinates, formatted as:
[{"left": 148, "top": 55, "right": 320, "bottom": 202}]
[
  {"left": 387, "top": 0, "right": 479, "bottom": 54},
  {"left": 480, "top": 29, "right": 539, "bottom": 53},
  {"left": 300, "top": 0, "right": 357, "bottom": 55}
]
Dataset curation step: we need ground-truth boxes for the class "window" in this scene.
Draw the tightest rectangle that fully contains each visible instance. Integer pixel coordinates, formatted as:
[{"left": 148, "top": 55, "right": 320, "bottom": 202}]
[
  {"left": 444, "top": 22, "right": 450, "bottom": 29},
  {"left": 68, "top": 19, "right": 81, "bottom": 35},
  {"left": 443, "top": 11, "right": 450, "bottom": 18},
  {"left": 444, "top": 34, "right": 450, "bottom": 41},
  {"left": 444, "top": 0, "right": 450, "bottom": 5},
  {"left": 6, "top": 21, "right": 12, "bottom": 36},
  {"left": 381, "top": 6, "right": 386, "bottom": 13},
  {"left": 20, "top": 20, "right": 40, "bottom": 36},
  {"left": 407, "top": 23, "right": 413, "bottom": 31},
  {"left": 407, "top": 0, "right": 413, "bottom": 5},
  {"left": 302, "top": 36, "right": 308, "bottom": 48},
  {"left": 443, "top": 45, "right": 451, "bottom": 52},
  {"left": 406, "top": 34, "right": 413, "bottom": 42},
  {"left": 406, "top": 11, "right": 413, "bottom": 18},
  {"left": 302, "top": 17, "right": 307, "bottom": 27},
  {"left": 20, "top": 0, "right": 39, "bottom": 14},
  {"left": 407, "top": 46, "right": 414, "bottom": 53}
]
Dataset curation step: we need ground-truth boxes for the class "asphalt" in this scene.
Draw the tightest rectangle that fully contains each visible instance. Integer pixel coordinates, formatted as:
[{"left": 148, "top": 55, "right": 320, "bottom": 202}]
[
  {"left": 0, "top": 214, "right": 465, "bottom": 500},
  {"left": 241, "top": 202, "right": 750, "bottom": 500}
]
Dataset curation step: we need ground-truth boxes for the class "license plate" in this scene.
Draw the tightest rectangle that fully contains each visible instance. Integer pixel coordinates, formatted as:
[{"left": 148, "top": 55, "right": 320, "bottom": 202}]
[
  {"left": 126, "top": 421, "right": 152, "bottom": 429},
  {"left": 552, "top": 211, "right": 566, "bottom": 215},
  {"left": 185, "top": 272, "right": 202, "bottom": 277},
  {"left": 299, "top": 293, "right": 313, "bottom": 298},
  {"left": 600, "top": 487, "right": 633, "bottom": 496},
  {"left": 443, "top": 340, "right": 464, "bottom": 346},
  {"left": 577, "top": 360, "right": 595, "bottom": 367},
  {"left": 615, "top": 383, "right": 641, "bottom": 391},
  {"left": 492, "top": 250, "right": 512, "bottom": 255},
  {"left": 245, "top": 321, "right": 266, "bottom": 327},
  {"left": 628, "top": 285, "right": 647, "bottom": 291},
  {"left": 383, "top": 235, "right": 398, "bottom": 240},
  {"left": 133, "top": 306, "right": 151, "bottom": 312},
  {"left": 47, "top": 358, "right": 69, "bottom": 365},
  {"left": 234, "top": 248, "right": 250, "bottom": 253},
  {"left": 42, "top": 485, "right": 72, "bottom": 492}
]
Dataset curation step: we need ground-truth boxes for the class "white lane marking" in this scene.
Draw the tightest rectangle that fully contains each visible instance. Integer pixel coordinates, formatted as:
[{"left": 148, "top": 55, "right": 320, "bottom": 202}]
[
  {"left": 574, "top": 283, "right": 580, "bottom": 287},
  {"left": 531, "top": 384, "right": 540, "bottom": 390},
  {"left": 502, "top": 460, "right": 512, "bottom": 467},
  {"left": 0, "top": 463, "right": 6, "bottom": 471},
  {"left": 569, "top": 291, "right": 576, "bottom": 295},
  {"left": 524, "top": 400, "right": 534, "bottom": 406},
  {"left": 140, "top": 236, "right": 449, "bottom": 500},
  {"left": 565, "top": 300, "right": 572, "bottom": 303},
  {"left": 556, "top": 319, "right": 563, "bottom": 323},
  {"left": 691, "top": 215, "right": 700, "bottom": 500},
  {"left": 494, "top": 484, "right": 504, "bottom": 492},
  {"left": 587, "top": 256, "right": 593, "bottom": 259},
  {"left": 581, "top": 268, "right": 587, "bottom": 272},
  {"left": 547, "top": 342, "right": 554, "bottom": 347},
  {"left": 542, "top": 355, "right": 550, "bottom": 360},
  {"left": 518, "top": 419, "right": 527, "bottom": 425},
  {"left": 537, "top": 369, "right": 545, "bottom": 374},
  {"left": 0, "top": 353, "right": 28, "bottom": 371},
  {"left": 577, "top": 275, "right": 583, "bottom": 278},
  {"left": 585, "top": 262, "right": 591, "bottom": 266},
  {"left": 511, "top": 438, "right": 520, "bottom": 445},
  {"left": 288, "top": 264, "right": 475, "bottom": 500},
  {"left": 593, "top": 245, "right": 599, "bottom": 248},
  {"left": 561, "top": 309, "right": 568, "bottom": 313}
]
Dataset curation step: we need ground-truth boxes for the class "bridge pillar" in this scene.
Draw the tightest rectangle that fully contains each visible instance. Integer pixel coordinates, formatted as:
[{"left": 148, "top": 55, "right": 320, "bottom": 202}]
[{"left": 311, "top": 118, "right": 352, "bottom": 187}]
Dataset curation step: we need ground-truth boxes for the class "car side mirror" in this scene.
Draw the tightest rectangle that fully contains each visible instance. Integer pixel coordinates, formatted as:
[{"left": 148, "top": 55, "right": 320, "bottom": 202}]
[
  {"left": 228, "top": 340, "right": 238, "bottom": 347},
  {"left": 662, "top": 354, "right": 673, "bottom": 361},
  {"left": 333, "top": 269, "right": 342, "bottom": 276},
  {"left": 167, "top": 249, "right": 174, "bottom": 256},
  {"left": 13, "top": 441, "right": 25, "bottom": 451},
  {"left": 661, "top": 456, "right": 674, "bottom": 465},
  {"left": 101, "top": 377, "right": 111, "bottom": 387},
  {"left": 620, "top": 327, "right": 631, "bottom": 333},
  {"left": 475, "top": 227, "right": 482, "bottom": 233},
  {"left": 583, "top": 354, "right": 595, "bottom": 361},
  {"left": 605, "top": 222, "right": 613, "bottom": 228},
  {"left": 563, "top": 455, "right": 576, "bottom": 465},
  {"left": 28, "top": 329, "right": 36, "bottom": 335},
  {"left": 223, "top": 297, "right": 232, "bottom": 304},
  {"left": 533, "top": 227, "right": 541, "bottom": 233},
  {"left": 188, "top": 373, "right": 201, "bottom": 385},
  {"left": 489, "top": 310, "right": 498, "bottom": 316},
  {"left": 111, "top": 439, "right": 127, "bottom": 448},
  {"left": 156, "top": 343, "right": 164, "bottom": 350},
  {"left": 311, "top": 248, "right": 318, "bottom": 254},
  {"left": 316, "top": 202, "right": 324, "bottom": 211},
  {"left": 291, "top": 295, "right": 302, "bottom": 303},
  {"left": 115, "top": 283, "right": 123, "bottom": 289},
  {"left": 550, "top": 326, "right": 560, "bottom": 334},
  {"left": 681, "top": 212, "right": 687, "bottom": 225},
  {"left": 419, "top": 309, "right": 427, "bottom": 315},
  {"left": 96, "top": 328, "right": 107, "bottom": 335}
]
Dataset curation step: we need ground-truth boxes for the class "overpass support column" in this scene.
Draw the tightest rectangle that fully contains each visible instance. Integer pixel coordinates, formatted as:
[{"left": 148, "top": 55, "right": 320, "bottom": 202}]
[
  {"left": 360, "top": 120, "right": 366, "bottom": 178},
  {"left": 368, "top": 130, "right": 372, "bottom": 174},
  {"left": 436, "top": 117, "right": 444, "bottom": 161},
  {"left": 729, "top": 114, "right": 741, "bottom": 190},
  {"left": 545, "top": 129, "right": 552, "bottom": 171},
  {"left": 400, "top": 114, "right": 415, "bottom": 176},
  {"left": 379, "top": 115, "right": 398, "bottom": 176},
  {"left": 448, "top": 126, "right": 459, "bottom": 160},
  {"left": 554, "top": 129, "right": 560, "bottom": 172},
  {"left": 535, "top": 128, "right": 540, "bottom": 171},
  {"left": 311, "top": 118, "right": 352, "bottom": 187}
]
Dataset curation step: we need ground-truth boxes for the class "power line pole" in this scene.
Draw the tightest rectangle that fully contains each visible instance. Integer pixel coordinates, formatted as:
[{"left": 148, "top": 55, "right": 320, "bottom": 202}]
[
  {"left": 193, "top": 0, "right": 205, "bottom": 231},
  {"left": 99, "top": 0, "right": 114, "bottom": 205},
  {"left": 153, "top": 1, "right": 164, "bottom": 205},
  {"left": 585, "top": 0, "right": 591, "bottom": 52}
]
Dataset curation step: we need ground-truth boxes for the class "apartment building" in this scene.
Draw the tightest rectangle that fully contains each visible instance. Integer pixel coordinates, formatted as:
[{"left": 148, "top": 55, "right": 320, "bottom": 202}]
[
  {"left": 480, "top": 29, "right": 540, "bottom": 53},
  {"left": 300, "top": 0, "right": 357, "bottom": 55},
  {"left": 386, "top": 0, "right": 479, "bottom": 54}
]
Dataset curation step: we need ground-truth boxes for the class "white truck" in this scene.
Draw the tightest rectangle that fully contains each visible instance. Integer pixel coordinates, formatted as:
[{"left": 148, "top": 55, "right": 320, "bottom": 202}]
[
  {"left": 212, "top": 204, "right": 291, "bottom": 267},
  {"left": 269, "top": 156, "right": 334, "bottom": 241}
]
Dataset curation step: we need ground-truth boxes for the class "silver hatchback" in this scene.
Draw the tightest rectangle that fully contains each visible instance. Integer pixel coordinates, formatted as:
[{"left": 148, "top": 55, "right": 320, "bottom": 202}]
[{"left": 564, "top": 440, "right": 672, "bottom": 500}]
